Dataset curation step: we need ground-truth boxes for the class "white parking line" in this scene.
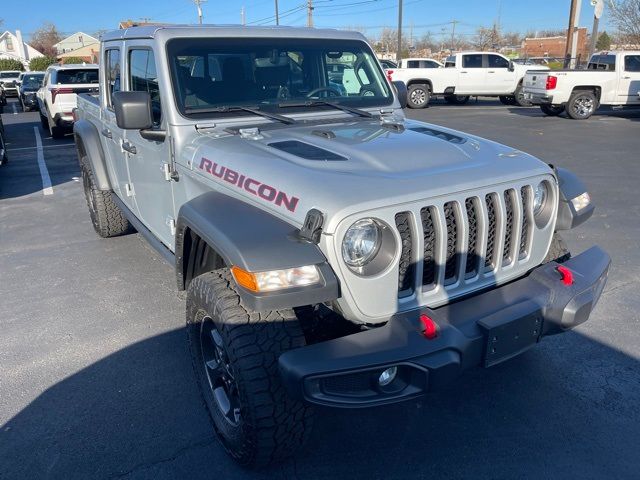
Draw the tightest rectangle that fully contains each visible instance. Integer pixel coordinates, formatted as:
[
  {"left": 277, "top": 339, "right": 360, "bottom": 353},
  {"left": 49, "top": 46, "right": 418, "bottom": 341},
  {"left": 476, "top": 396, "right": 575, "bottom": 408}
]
[
  {"left": 33, "top": 126, "right": 54, "bottom": 195},
  {"left": 7, "top": 143, "right": 75, "bottom": 152},
  {"left": 12, "top": 103, "right": 18, "bottom": 114}
]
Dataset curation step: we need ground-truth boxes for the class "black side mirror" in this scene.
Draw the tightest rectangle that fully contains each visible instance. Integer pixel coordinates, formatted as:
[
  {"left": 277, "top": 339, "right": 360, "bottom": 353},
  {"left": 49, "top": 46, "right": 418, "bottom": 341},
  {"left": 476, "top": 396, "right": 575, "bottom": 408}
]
[
  {"left": 392, "top": 80, "right": 407, "bottom": 108},
  {"left": 113, "top": 91, "right": 153, "bottom": 130},
  {"left": 508, "top": 61, "right": 515, "bottom": 72}
]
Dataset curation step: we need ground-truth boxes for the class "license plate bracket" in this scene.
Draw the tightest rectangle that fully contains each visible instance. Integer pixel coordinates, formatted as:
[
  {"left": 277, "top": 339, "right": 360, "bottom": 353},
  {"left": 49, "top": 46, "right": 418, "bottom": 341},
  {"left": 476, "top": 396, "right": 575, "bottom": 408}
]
[{"left": 479, "top": 311, "right": 543, "bottom": 367}]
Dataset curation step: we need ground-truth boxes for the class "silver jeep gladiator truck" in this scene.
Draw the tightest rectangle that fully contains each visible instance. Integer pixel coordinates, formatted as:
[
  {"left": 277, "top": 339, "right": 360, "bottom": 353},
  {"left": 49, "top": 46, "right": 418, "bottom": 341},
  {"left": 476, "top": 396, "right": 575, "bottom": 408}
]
[{"left": 74, "top": 25, "right": 610, "bottom": 467}]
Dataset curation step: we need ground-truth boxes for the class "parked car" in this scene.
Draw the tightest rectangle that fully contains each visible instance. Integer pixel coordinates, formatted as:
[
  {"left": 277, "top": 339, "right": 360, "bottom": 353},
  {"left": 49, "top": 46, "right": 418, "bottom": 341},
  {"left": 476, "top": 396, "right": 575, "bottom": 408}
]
[
  {"left": 397, "top": 57, "right": 443, "bottom": 69},
  {"left": 387, "top": 51, "right": 549, "bottom": 108},
  {"left": 37, "top": 64, "right": 99, "bottom": 138},
  {"left": 0, "top": 114, "right": 7, "bottom": 165},
  {"left": 0, "top": 84, "right": 6, "bottom": 108},
  {"left": 523, "top": 50, "right": 640, "bottom": 119},
  {"left": 75, "top": 25, "right": 609, "bottom": 467},
  {"left": 379, "top": 59, "right": 397, "bottom": 69},
  {"left": 19, "top": 72, "right": 45, "bottom": 112},
  {"left": 0, "top": 70, "right": 22, "bottom": 97}
]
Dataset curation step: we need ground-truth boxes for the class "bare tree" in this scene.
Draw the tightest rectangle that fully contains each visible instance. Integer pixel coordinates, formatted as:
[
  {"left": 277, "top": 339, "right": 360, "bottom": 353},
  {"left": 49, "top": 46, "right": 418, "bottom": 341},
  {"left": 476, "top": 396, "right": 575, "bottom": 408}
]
[
  {"left": 609, "top": 0, "right": 640, "bottom": 45},
  {"left": 30, "top": 23, "right": 62, "bottom": 57},
  {"left": 473, "top": 26, "right": 501, "bottom": 51}
]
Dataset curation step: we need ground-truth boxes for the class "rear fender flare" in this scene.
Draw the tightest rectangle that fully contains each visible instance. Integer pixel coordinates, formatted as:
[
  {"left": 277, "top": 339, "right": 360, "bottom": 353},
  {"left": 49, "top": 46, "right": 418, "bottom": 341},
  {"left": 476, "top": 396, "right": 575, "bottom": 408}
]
[{"left": 73, "top": 119, "right": 111, "bottom": 190}]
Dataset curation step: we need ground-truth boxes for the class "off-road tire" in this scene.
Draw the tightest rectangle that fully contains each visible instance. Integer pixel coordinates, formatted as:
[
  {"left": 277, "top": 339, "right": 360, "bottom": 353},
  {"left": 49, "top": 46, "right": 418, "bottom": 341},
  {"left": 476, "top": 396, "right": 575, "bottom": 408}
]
[
  {"left": 39, "top": 112, "right": 48, "bottom": 130},
  {"left": 543, "top": 233, "right": 571, "bottom": 264},
  {"left": 444, "top": 94, "right": 470, "bottom": 105},
  {"left": 186, "top": 270, "right": 314, "bottom": 467},
  {"left": 566, "top": 90, "right": 598, "bottom": 120},
  {"left": 50, "top": 124, "right": 65, "bottom": 139},
  {"left": 407, "top": 84, "right": 430, "bottom": 109},
  {"left": 499, "top": 95, "right": 516, "bottom": 106},
  {"left": 540, "top": 104, "right": 565, "bottom": 116},
  {"left": 80, "top": 156, "right": 132, "bottom": 237},
  {"left": 514, "top": 84, "right": 532, "bottom": 107}
]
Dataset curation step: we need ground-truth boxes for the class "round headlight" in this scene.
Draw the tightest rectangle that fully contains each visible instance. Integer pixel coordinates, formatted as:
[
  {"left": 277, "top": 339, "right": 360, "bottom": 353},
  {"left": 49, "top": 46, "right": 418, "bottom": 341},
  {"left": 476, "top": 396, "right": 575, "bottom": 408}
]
[
  {"left": 533, "top": 182, "right": 548, "bottom": 216},
  {"left": 342, "top": 218, "right": 381, "bottom": 267}
]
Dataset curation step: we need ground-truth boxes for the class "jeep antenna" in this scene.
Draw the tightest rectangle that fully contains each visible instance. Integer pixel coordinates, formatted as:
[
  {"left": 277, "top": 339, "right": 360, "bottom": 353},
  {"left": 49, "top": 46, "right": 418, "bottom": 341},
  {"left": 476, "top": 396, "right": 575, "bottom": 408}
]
[{"left": 194, "top": 0, "right": 207, "bottom": 24}]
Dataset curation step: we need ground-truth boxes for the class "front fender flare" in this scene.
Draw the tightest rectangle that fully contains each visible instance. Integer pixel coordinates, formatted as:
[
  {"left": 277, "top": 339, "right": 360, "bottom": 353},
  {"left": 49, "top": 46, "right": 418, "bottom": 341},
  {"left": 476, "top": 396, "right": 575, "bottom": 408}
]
[
  {"left": 73, "top": 119, "right": 111, "bottom": 191},
  {"left": 176, "top": 191, "right": 340, "bottom": 310},
  {"left": 554, "top": 167, "right": 595, "bottom": 230}
]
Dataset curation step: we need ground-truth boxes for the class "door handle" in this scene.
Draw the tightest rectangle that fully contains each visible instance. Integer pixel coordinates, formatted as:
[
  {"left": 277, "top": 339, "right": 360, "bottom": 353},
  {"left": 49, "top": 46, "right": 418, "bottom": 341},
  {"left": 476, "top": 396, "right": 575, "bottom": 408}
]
[
  {"left": 622, "top": 76, "right": 631, "bottom": 79},
  {"left": 101, "top": 128, "right": 112, "bottom": 139},
  {"left": 122, "top": 141, "right": 137, "bottom": 155},
  {"left": 488, "top": 70, "right": 495, "bottom": 73},
  {"left": 460, "top": 71, "right": 468, "bottom": 74}
]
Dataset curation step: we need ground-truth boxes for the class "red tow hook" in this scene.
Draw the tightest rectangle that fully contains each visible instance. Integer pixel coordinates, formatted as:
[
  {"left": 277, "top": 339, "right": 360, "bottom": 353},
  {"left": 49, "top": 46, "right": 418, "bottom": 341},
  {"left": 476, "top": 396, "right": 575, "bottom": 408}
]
[
  {"left": 420, "top": 314, "right": 439, "bottom": 340},
  {"left": 556, "top": 265, "right": 574, "bottom": 286}
]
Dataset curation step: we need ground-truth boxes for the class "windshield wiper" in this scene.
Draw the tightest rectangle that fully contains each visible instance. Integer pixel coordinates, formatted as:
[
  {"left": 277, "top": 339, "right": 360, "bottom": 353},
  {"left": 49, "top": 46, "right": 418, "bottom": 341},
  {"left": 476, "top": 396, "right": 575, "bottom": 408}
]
[
  {"left": 184, "top": 105, "right": 296, "bottom": 125},
  {"left": 278, "top": 100, "right": 373, "bottom": 119}
]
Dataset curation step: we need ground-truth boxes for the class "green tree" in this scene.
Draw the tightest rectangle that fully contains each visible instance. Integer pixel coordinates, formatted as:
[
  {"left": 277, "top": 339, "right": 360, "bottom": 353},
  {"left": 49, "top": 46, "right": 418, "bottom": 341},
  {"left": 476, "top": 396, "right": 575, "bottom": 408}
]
[
  {"left": 595, "top": 31, "right": 612, "bottom": 50},
  {"left": 60, "top": 56, "right": 86, "bottom": 65},
  {"left": 0, "top": 59, "right": 25, "bottom": 71},
  {"left": 29, "top": 56, "right": 57, "bottom": 71}
]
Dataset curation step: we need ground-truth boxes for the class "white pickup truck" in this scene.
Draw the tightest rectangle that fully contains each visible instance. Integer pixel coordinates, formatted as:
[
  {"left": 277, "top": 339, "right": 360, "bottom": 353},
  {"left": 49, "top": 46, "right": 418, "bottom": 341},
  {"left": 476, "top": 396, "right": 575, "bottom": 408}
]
[
  {"left": 386, "top": 51, "right": 547, "bottom": 108},
  {"left": 523, "top": 51, "right": 640, "bottom": 119}
]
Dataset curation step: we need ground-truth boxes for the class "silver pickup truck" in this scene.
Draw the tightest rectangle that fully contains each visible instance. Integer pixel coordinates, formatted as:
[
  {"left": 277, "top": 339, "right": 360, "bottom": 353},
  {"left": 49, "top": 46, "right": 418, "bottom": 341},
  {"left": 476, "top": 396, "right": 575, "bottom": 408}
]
[{"left": 74, "top": 25, "right": 610, "bottom": 467}]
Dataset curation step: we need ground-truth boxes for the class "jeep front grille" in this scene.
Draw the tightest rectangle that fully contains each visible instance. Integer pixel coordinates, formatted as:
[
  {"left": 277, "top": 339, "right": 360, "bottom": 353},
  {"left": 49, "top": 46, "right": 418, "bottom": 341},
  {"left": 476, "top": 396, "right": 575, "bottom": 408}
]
[{"left": 395, "top": 185, "right": 535, "bottom": 297}]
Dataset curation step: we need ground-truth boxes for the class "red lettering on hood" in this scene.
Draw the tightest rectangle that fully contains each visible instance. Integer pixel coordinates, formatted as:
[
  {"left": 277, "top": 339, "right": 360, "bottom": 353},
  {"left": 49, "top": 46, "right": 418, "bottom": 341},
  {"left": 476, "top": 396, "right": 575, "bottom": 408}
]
[{"left": 198, "top": 157, "right": 300, "bottom": 213}]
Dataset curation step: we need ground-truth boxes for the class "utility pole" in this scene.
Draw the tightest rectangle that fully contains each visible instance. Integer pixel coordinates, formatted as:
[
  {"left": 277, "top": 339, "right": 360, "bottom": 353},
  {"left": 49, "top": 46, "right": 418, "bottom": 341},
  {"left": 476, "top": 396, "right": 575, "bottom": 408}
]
[
  {"left": 275, "top": 0, "right": 280, "bottom": 25},
  {"left": 194, "top": 0, "right": 206, "bottom": 25},
  {"left": 396, "top": 0, "right": 403, "bottom": 62},
  {"left": 589, "top": 0, "right": 605, "bottom": 57},
  {"left": 307, "top": 0, "right": 314, "bottom": 27},
  {"left": 450, "top": 19, "right": 459, "bottom": 51},
  {"left": 564, "top": 0, "right": 578, "bottom": 67}
]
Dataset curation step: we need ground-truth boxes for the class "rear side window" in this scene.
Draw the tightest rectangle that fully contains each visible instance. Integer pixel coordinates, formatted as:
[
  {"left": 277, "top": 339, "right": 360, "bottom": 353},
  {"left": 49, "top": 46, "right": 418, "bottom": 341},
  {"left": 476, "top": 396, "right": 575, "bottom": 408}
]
[
  {"left": 55, "top": 69, "right": 99, "bottom": 84},
  {"left": 444, "top": 56, "right": 455, "bottom": 68},
  {"left": 487, "top": 54, "right": 509, "bottom": 68},
  {"left": 105, "top": 49, "right": 120, "bottom": 108},
  {"left": 129, "top": 49, "right": 162, "bottom": 125},
  {"left": 407, "top": 60, "right": 419, "bottom": 68},
  {"left": 588, "top": 55, "right": 616, "bottom": 70},
  {"left": 624, "top": 55, "right": 640, "bottom": 72},
  {"left": 462, "top": 54, "right": 483, "bottom": 68}
]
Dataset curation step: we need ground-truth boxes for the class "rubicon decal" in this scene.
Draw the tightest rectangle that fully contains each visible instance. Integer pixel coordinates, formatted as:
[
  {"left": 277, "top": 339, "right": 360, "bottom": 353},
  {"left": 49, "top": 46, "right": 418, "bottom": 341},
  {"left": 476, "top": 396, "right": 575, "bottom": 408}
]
[{"left": 199, "top": 158, "right": 299, "bottom": 212}]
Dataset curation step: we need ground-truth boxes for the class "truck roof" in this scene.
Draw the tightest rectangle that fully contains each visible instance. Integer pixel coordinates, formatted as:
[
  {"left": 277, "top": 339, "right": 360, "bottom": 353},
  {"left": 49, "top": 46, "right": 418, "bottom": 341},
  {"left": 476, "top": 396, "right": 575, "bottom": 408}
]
[
  {"left": 47, "top": 64, "right": 99, "bottom": 71},
  {"left": 102, "top": 25, "right": 367, "bottom": 42}
]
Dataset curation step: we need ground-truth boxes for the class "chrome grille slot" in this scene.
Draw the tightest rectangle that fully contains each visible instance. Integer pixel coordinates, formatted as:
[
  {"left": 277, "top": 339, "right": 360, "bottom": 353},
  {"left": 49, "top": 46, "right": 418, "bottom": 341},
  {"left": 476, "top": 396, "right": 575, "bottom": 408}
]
[
  {"left": 465, "top": 197, "right": 480, "bottom": 276},
  {"left": 420, "top": 207, "right": 438, "bottom": 286},
  {"left": 484, "top": 194, "right": 498, "bottom": 269},
  {"left": 503, "top": 189, "right": 516, "bottom": 265},
  {"left": 395, "top": 212, "right": 414, "bottom": 295},
  {"left": 443, "top": 201, "right": 460, "bottom": 283},
  {"left": 520, "top": 186, "right": 532, "bottom": 258}
]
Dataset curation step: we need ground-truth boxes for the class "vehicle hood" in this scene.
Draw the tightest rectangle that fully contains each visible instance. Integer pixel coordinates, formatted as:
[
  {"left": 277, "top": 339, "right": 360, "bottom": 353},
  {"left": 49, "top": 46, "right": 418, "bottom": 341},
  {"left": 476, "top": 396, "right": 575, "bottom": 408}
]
[{"left": 187, "top": 117, "right": 553, "bottom": 233}]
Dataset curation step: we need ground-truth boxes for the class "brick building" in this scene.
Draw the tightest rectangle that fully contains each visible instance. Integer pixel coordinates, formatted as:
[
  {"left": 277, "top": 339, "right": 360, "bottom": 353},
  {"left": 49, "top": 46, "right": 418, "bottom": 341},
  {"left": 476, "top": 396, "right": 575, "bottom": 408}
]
[{"left": 522, "top": 28, "right": 588, "bottom": 59}]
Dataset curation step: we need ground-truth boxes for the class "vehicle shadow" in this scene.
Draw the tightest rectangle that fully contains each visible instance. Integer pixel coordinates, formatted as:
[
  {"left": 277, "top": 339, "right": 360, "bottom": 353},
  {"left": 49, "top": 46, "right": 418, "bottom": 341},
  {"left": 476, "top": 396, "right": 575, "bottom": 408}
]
[
  {"left": 507, "top": 105, "right": 640, "bottom": 121},
  {"left": 1, "top": 323, "right": 638, "bottom": 479}
]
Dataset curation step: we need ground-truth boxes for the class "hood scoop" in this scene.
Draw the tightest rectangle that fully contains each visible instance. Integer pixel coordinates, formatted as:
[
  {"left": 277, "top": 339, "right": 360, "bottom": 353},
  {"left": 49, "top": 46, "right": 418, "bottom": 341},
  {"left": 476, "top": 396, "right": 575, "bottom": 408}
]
[
  {"left": 268, "top": 140, "right": 347, "bottom": 161},
  {"left": 409, "top": 126, "right": 466, "bottom": 144}
]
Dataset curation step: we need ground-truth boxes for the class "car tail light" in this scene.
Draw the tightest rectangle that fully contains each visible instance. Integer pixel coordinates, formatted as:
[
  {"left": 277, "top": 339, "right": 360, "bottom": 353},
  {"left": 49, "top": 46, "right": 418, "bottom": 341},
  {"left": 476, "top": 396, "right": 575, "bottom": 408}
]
[
  {"left": 386, "top": 69, "right": 394, "bottom": 82},
  {"left": 51, "top": 87, "right": 73, "bottom": 103},
  {"left": 545, "top": 76, "right": 557, "bottom": 90}
]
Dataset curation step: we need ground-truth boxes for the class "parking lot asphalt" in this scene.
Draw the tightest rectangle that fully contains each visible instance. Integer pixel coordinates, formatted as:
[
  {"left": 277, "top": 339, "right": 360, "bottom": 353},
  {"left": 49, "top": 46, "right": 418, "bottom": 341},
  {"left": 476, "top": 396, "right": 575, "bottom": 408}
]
[{"left": 1, "top": 98, "right": 639, "bottom": 480}]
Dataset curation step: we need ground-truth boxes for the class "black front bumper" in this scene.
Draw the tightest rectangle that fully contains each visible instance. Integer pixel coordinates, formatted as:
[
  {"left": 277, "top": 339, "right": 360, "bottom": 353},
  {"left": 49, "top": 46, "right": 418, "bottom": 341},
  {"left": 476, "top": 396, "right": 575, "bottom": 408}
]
[{"left": 279, "top": 246, "right": 610, "bottom": 408}]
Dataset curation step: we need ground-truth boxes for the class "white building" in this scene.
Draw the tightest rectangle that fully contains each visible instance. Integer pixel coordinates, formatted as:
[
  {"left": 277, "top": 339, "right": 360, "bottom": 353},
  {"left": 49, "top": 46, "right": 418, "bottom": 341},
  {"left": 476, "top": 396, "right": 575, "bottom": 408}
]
[
  {"left": 53, "top": 32, "right": 99, "bottom": 55},
  {"left": 0, "top": 30, "right": 43, "bottom": 68}
]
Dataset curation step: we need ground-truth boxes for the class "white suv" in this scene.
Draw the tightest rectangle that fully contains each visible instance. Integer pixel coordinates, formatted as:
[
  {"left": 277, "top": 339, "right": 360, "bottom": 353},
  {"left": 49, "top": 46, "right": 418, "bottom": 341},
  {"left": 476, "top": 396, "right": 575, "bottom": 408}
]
[
  {"left": 37, "top": 64, "right": 99, "bottom": 138},
  {"left": 0, "top": 70, "right": 22, "bottom": 96}
]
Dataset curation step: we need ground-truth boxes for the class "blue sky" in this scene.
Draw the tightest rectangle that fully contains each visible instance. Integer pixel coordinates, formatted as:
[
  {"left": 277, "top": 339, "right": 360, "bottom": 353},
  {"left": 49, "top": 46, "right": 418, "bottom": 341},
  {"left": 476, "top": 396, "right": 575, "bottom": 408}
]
[{"left": 1, "top": 0, "right": 611, "bottom": 42}]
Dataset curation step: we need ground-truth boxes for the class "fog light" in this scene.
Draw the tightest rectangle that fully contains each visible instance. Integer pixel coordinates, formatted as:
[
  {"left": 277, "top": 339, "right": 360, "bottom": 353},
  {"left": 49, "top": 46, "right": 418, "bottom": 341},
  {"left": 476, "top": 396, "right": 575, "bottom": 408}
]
[
  {"left": 378, "top": 366, "right": 398, "bottom": 386},
  {"left": 571, "top": 192, "right": 591, "bottom": 212}
]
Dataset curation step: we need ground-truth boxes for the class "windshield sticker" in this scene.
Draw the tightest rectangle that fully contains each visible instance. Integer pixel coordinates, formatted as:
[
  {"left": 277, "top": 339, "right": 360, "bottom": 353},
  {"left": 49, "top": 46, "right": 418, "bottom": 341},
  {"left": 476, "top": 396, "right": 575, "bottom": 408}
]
[{"left": 199, "top": 157, "right": 299, "bottom": 212}]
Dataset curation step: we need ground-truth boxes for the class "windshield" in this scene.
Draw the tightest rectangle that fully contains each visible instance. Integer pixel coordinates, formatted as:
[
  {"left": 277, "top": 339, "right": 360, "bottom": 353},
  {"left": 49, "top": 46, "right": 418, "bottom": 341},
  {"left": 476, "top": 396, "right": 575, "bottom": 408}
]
[
  {"left": 22, "top": 74, "right": 44, "bottom": 87},
  {"left": 0, "top": 72, "right": 20, "bottom": 79},
  {"left": 167, "top": 38, "right": 392, "bottom": 118},
  {"left": 54, "top": 69, "right": 99, "bottom": 84}
]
